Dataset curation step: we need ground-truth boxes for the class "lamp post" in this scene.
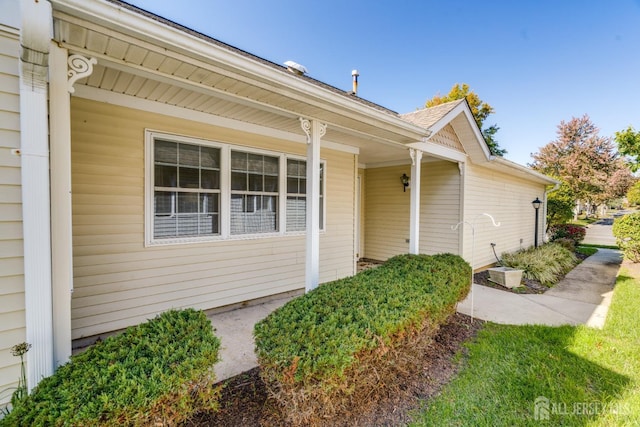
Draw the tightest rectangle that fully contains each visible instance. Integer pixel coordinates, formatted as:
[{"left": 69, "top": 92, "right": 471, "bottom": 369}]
[{"left": 532, "top": 197, "right": 542, "bottom": 248}]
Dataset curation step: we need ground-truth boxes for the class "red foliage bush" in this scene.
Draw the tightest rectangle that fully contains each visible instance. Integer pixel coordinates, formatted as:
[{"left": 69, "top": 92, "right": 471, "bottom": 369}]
[{"left": 549, "top": 223, "right": 586, "bottom": 245}]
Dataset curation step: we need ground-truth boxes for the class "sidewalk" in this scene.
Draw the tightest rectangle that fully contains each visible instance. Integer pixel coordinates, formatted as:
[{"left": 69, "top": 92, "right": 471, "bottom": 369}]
[
  {"left": 456, "top": 249, "right": 622, "bottom": 328},
  {"left": 582, "top": 218, "right": 617, "bottom": 246}
]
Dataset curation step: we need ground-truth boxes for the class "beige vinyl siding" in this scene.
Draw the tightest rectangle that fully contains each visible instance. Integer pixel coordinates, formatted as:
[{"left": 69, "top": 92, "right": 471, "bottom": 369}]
[
  {"left": 319, "top": 152, "right": 356, "bottom": 282},
  {"left": 419, "top": 161, "right": 460, "bottom": 255},
  {"left": 71, "top": 98, "right": 355, "bottom": 339},
  {"left": 0, "top": 26, "right": 24, "bottom": 406},
  {"left": 364, "top": 165, "right": 410, "bottom": 260},
  {"left": 463, "top": 162, "right": 545, "bottom": 268},
  {"left": 364, "top": 160, "right": 460, "bottom": 261}
]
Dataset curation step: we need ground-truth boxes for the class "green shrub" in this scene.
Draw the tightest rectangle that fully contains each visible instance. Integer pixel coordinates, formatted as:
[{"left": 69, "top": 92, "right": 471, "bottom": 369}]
[
  {"left": 501, "top": 243, "right": 578, "bottom": 286},
  {"left": 254, "top": 253, "right": 471, "bottom": 425},
  {"left": 1, "top": 309, "right": 221, "bottom": 426},
  {"left": 546, "top": 198, "right": 575, "bottom": 227},
  {"left": 613, "top": 213, "right": 640, "bottom": 262}
]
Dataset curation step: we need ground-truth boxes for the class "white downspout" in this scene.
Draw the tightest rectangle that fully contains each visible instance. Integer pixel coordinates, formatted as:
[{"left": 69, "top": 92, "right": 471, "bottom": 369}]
[{"left": 19, "top": 0, "right": 54, "bottom": 390}]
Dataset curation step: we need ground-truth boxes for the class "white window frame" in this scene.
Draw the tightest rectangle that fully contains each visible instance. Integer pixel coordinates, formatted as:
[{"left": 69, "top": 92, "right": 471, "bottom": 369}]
[
  {"left": 145, "top": 130, "right": 326, "bottom": 246},
  {"left": 284, "top": 155, "right": 326, "bottom": 234}
]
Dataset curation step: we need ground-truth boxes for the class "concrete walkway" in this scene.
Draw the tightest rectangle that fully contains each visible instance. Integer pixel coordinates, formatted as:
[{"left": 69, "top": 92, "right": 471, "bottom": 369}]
[
  {"left": 208, "top": 296, "right": 294, "bottom": 382},
  {"left": 583, "top": 218, "right": 617, "bottom": 246},
  {"left": 456, "top": 249, "right": 622, "bottom": 328}
]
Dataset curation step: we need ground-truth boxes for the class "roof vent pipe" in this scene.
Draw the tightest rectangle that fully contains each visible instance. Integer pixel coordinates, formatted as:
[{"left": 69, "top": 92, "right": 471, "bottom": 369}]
[{"left": 351, "top": 69, "right": 359, "bottom": 95}]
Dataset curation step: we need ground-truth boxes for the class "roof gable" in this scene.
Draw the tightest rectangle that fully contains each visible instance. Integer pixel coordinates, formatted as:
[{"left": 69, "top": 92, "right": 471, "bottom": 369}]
[{"left": 401, "top": 99, "right": 491, "bottom": 164}]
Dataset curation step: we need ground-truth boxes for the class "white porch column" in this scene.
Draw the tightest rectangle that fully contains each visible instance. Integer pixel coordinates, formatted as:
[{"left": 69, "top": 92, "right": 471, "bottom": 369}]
[
  {"left": 49, "top": 44, "right": 73, "bottom": 367},
  {"left": 409, "top": 148, "right": 423, "bottom": 254},
  {"left": 19, "top": 0, "right": 53, "bottom": 390},
  {"left": 300, "top": 118, "right": 326, "bottom": 292}
]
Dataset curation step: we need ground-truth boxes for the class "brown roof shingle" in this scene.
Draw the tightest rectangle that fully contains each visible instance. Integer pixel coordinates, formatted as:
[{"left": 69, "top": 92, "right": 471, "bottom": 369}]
[{"left": 399, "top": 99, "right": 466, "bottom": 129}]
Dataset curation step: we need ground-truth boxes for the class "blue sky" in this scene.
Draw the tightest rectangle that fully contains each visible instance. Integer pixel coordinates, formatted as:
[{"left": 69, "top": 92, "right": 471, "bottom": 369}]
[{"left": 127, "top": 0, "right": 640, "bottom": 166}]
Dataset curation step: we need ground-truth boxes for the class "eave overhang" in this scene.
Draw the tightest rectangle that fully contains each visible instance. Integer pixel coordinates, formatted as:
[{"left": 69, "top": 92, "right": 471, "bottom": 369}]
[{"left": 50, "top": 0, "right": 430, "bottom": 166}]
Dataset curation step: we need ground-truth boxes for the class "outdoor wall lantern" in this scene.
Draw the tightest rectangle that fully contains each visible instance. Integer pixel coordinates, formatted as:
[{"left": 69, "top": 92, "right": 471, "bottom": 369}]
[
  {"left": 532, "top": 197, "right": 542, "bottom": 247},
  {"left": 401, "top": 173, "right": 410, "bottom": 192}
]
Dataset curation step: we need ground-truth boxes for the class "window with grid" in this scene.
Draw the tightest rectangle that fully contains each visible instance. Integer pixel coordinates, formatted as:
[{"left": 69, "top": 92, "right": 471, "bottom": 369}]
[
  {"left": 286, "top": 159, "right": 324, "bottom": 232},
  {"left": 230, "top": 151, "right": 279, "bottom": 235},
  {"left": 153, "top": 140, "right": 221, "bottom": 239}
]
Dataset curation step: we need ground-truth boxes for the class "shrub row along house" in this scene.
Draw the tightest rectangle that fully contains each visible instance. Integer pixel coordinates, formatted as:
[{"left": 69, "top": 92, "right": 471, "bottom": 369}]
[{"left": 0, "top": 0, "right": 557, "bottom": 402}]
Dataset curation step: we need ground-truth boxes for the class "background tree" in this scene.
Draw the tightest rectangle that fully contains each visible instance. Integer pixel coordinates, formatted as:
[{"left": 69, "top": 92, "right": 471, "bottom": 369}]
[
  {"left": 627, "top": 181, "right": 640, "bottom": 206},
  {"left": 530, "top": 115, "right": 631, "bottom": 216},
  {"left": 426, "top": 83, "right": 506, "bottom": 156},
  {"left": 603, "top": 165, "right": 636, "bottom": 202},
  {"left": 615, "top": 126, "right": 640, "bottom": 172}
]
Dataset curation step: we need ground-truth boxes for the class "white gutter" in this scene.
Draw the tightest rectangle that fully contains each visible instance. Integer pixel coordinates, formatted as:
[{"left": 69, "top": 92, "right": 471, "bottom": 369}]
[{"left": 19, "top": 0, "right": 54, "bottom": 390}]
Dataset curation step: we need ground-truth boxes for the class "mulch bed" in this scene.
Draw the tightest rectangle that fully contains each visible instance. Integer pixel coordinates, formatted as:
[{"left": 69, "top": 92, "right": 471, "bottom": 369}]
[
  {"left": 474, "top": 250, "right": 591, "bottom": 295},
  {"left": 184, "top": 313, "right": 484, "bottom": 427}
]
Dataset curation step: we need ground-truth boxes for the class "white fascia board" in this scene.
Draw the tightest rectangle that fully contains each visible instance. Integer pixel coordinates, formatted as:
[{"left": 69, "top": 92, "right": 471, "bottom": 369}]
[
  {"left": 406, "top": 140, "right": 467, "bottom": 163},
  {"left": 487, "top": 157, "right": 558, "bottom": 185},
  {"left": 51, "top": 0, "right": 429, "bottom": 139},
  {"left": 73, "top": 85, "right": 359, "bottom": 155}
]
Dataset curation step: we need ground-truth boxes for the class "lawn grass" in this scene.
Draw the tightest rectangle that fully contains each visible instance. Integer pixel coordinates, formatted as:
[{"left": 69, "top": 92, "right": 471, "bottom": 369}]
[
  {"left": 411, "top": 268, "right": 640, "bottom": 426},
  {"left": 579, "top": 243, "right": 619, "bottom": 250},
  {"left": 571, "top": 216, "right": 599, "bottom": 227},
  {"left": 575, "top": 246, "right": 598, "bottom": 257}
]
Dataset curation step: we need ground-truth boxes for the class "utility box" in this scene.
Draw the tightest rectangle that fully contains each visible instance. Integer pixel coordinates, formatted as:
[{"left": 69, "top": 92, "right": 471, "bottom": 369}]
[{"left": 487, "top": 267, "right": 523, "bottom": 289}]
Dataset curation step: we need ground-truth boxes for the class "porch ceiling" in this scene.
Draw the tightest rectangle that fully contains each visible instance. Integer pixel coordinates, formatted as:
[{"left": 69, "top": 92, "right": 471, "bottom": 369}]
[{"left": 52, "top": 6, "right": 427, "bottom": 165}]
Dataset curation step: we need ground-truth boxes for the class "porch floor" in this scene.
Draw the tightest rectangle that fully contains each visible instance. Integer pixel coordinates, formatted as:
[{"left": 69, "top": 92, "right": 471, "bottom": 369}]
[{"left": 209, "top": 296, "right": 294, "bottom": 382}]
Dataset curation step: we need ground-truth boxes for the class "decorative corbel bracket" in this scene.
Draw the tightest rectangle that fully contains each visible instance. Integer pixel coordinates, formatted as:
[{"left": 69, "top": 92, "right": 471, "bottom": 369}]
[
  {"left": 67, "top": 54, "right": 97, "bottom": 94},
  {"left": 299, "top": 117, "right": 327, "bottom": 143}
]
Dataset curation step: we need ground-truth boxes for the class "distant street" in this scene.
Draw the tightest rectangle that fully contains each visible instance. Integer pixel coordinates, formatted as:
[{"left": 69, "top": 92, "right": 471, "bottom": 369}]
[{"left": 582, "top": 216, "right": 619, "bottom": 247}]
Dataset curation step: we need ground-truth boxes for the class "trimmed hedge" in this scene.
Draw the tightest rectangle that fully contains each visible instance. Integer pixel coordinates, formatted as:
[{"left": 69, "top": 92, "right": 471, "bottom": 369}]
[
  {"left": 254, "top": 253, "right": 471, "bottom": 424},
  {"left": 613, "top": 213, "right": 640, "bottom": 262},
  {"left": 1, "top": 309, "right": 221, "bottom": 426}
]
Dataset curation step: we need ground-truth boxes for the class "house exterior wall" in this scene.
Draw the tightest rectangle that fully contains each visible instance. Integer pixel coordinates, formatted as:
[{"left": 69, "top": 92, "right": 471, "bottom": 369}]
[
  {"left": 70, "top": 97, "right": 356, "bottom": 340},
  {"left": 363, "top": 160, "right": 460, "bottom": 261},
  {"left": 418, "top": 161, "right": 461, "bottom": 256},
  {"left": 462, "top": 162, "right": 545, "bottom": 269},
  {"left": 0, "top": 22, "right": 25, "bottom": 406}
]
